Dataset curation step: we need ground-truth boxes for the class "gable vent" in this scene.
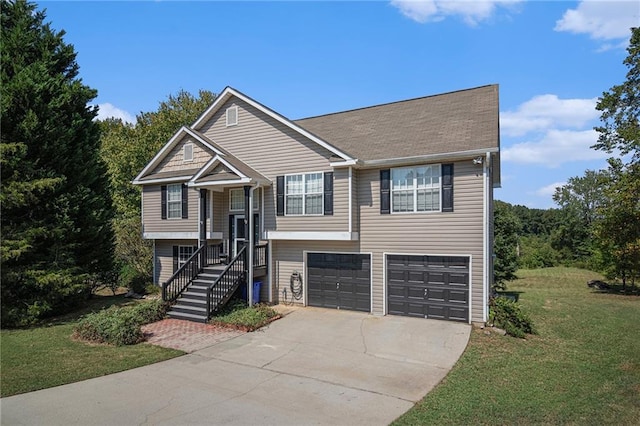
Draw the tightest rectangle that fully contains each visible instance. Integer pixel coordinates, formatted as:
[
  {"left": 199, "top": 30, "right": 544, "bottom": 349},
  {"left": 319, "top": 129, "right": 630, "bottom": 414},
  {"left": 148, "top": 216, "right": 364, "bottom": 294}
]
[
  {"left": 183, "top": 143, "right": 193, "bottom": 162},
  {"left": 226, "top": 106, "right": 238, "bottom": 127}
]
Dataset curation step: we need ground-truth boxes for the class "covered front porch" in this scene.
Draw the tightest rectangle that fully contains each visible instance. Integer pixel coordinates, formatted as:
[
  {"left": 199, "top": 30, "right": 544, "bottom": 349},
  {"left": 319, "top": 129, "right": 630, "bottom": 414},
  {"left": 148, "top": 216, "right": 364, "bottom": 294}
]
[{"left": 162, "top": 153, "right": 272, "bottom": 322}]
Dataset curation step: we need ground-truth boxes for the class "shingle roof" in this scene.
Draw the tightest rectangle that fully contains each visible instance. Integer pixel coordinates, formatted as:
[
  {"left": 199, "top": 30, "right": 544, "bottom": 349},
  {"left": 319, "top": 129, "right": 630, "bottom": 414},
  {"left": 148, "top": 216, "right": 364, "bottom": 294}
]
[
  {"left": 138, "top": 168, "right": 201, "bottom": 182},
  {"left": 293, "top": 85, "right": 499, "bottom": 162}
]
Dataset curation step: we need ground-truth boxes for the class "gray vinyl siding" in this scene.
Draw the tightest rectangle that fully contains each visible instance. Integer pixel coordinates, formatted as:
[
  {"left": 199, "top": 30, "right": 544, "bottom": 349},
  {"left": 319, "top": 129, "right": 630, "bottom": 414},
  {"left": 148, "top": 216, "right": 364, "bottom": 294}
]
[
  {"left": 357, "top": 161, "right": 486, "bottom": 322},
  {"left": 199, "top": 98, "right": 333, "bottom": 176},
  {"left": 199, "top": 98, "right": 351, "bottom": 233},
  {"left": 142, "top": 185, "right": 199, "bottom": 234},
  {"left": 153, "top": 137, "right": 212, "bottom": 174},
  {"left": 211, "top": 190, "right": 224, "bottom": 235},
  {"left": 270, "top": 240, "right": 360, "bottom": 306},
  {"left": 154, "top": 239, "right": 198, "bottom": 285},
  {"left": 275, "top": 167, "right": 349, "bottom": 232}
]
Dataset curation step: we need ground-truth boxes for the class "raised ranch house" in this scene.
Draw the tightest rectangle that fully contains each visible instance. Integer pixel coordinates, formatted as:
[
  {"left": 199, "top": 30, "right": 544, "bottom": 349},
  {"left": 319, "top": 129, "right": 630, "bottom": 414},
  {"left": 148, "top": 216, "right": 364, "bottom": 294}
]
[{"left": 133, "top": 85, "right": 500, "bottom": 324}]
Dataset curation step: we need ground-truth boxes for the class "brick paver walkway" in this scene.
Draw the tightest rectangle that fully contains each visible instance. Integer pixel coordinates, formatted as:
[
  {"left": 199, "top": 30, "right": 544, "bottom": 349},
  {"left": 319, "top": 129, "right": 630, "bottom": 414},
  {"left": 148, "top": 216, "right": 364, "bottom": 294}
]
[{"left": 141, "top": 319, "right": 245, "bottom": 353}]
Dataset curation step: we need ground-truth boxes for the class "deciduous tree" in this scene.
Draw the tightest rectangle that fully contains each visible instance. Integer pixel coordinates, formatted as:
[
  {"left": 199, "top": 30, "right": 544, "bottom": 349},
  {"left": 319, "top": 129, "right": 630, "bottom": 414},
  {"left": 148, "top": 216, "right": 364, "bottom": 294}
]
[
  {"left": 592, "top": 28, "right": 640, "bottom": 287},
  {"left": 493, "top": 200, "right": 521, "bottom": 290},
  {"left": 99, "top": 90, "right": 217, "bottom": 283}
]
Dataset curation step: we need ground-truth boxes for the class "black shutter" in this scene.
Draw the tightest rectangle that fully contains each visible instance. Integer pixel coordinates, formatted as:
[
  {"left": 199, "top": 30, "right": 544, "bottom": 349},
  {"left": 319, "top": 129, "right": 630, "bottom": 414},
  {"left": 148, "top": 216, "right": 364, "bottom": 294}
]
[
  {"left": 172, "top": 246, "right": 178, "bottom": 272},
  {"left": 276, "top": 176, "right": 285, "bottom": 216},
  {"left": 161, "top": 185, "right": 167, "bottom": 220},
  {"left": 323, "top": 172, "right": 333, "bottom": 215},
  {"left": 181, "top": 184, "right": 188, "bottom": 219},
  {"left": 380, "top": 169, "right": 390, "bottom": 214},
  {"left": 442, "top": 163, "right": 454, "bottom": 212}
]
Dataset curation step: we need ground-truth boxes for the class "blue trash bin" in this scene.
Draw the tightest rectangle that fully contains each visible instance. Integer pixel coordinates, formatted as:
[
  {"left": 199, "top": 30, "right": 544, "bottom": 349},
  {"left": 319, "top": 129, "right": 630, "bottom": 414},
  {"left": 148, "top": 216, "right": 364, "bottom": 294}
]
[
  {"left": 252, "top": 281, "right": 261, "bottom": 304},
  {"left": 242, "top": 281, "right": 261, "bottom": 304}
]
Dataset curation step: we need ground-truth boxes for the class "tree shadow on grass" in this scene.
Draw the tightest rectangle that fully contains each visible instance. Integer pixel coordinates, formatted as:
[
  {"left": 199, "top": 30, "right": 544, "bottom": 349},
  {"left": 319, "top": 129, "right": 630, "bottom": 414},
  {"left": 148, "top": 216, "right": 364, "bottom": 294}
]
[
  {"left": 42, "top": 293, "right": 138, "bottom": 327},
  {"left": 590, "top": 283, "right": 640, "bottom": 296}
]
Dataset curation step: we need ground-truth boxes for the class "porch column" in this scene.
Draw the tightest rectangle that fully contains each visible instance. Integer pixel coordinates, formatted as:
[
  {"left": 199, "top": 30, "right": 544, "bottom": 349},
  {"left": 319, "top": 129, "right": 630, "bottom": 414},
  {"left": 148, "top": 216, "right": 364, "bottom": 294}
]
[
  {"left": 244, "top": 185, "right": 254, "bottom": 306},
  {"left": 199, "top": 188, "right": 207, "bottom": 266}
]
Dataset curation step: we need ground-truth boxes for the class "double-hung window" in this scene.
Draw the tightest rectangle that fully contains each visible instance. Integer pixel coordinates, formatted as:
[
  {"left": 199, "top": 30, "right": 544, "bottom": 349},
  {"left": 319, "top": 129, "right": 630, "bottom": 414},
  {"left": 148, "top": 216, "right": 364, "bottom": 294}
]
[
  {"left": 391, "top": 165, "right": 441, "bottom": 213},
  {"left": 167, "top": 184, "right": 183, "bottom": 219},
  {"left": 178, "top": 245, "right": 196, "bottom": 269},
  {"left": 229, "top": 188, "right": 259, "bottom": 212},
  {"left": 285, "top": 172, "right": 323, "bottom": 215}
]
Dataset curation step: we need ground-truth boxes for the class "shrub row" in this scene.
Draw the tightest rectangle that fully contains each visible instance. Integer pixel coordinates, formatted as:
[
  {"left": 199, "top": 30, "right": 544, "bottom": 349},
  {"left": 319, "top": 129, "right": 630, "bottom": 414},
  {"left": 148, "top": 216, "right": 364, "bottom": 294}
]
[
  {"left": 210, "top": 301, "right": 280, "bottom": 331},
  {"left": 489, "top": 296, "right": 537, "bottom": 338},
  {"left": 73, "top": 299, "right": 168, "bottom": 346}
]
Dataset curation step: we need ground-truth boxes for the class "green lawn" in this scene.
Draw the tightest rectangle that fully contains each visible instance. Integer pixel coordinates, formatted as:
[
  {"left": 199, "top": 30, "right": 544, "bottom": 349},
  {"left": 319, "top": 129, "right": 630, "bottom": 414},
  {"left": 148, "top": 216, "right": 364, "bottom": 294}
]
[
  {"left": 394, "top": 267, "right": 640, "bottom": 425},
  {"left": 1, "top": 294, "right": 183, "bottom": 398}
]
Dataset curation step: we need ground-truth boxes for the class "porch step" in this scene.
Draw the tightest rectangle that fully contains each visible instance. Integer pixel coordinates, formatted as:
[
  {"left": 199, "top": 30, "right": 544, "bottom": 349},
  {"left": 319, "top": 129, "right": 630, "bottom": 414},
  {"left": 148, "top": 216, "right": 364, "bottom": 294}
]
[
  {"left": 170, "top": 302, "right": 207, "bottom": 316},
  {"left": 167, "top": 310, "right": 208, "bottom": 323},
  {"left": 165, "top": 261, "right": 243, "bottom": 323}
]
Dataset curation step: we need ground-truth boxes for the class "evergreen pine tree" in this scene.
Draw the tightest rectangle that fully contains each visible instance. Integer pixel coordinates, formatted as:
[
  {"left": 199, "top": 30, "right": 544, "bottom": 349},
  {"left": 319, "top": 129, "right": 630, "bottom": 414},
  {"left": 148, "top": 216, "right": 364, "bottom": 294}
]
[{"left": 1, "top": 0, "right": 114, "bottom": 325}]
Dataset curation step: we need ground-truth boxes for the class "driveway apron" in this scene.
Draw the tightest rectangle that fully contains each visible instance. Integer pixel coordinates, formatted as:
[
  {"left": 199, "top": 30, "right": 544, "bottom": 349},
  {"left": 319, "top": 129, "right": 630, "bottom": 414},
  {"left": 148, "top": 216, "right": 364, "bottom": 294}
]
[{"left": 1, "top": 307, "right": 470, "bottom": 426}]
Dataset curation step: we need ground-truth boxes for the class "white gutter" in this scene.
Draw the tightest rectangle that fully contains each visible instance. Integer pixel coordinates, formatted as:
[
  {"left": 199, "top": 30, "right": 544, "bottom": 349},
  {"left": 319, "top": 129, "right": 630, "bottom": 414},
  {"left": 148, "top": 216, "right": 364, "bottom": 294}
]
[{"left": 360, "top": 147, "right": 499, "bottom": 169}]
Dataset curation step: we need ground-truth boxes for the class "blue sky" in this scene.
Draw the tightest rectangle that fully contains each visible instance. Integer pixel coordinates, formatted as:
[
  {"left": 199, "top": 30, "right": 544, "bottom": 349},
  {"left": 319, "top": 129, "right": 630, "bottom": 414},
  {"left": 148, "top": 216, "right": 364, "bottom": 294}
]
[{"left": 39, "top": 1, "right": 638, "bottom": 208}]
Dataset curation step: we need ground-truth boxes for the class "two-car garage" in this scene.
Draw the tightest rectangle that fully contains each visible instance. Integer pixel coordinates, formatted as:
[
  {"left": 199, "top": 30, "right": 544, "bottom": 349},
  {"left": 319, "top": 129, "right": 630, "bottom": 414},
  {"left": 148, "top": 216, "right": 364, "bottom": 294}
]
[{"left": 305, "top": 252, "right": 470, "bottom": 323}]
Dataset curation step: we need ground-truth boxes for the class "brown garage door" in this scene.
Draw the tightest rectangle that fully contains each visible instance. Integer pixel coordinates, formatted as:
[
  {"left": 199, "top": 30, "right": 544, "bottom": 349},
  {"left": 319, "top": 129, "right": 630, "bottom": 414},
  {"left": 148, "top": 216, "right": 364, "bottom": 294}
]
[
  {"left": 307, "top": 253, "right": 371, "bottom": 312},
  {"left": 387, "top": 254, "right": 469, "bottom": 322}
]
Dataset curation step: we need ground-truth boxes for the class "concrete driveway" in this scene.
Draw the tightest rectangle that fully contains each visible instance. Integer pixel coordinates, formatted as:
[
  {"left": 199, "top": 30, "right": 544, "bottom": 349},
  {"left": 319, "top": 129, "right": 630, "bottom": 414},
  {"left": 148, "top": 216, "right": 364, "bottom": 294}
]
[{"left": 1, "top": 307, "right": 470, "bottom": 426}]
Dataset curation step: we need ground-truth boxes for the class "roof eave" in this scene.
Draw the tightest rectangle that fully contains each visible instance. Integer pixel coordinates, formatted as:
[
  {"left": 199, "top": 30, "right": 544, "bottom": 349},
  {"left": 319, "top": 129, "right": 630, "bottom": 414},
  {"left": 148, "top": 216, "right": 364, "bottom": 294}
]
[{"left": 359, "top": 147, "right": 499, "bottom": 169}]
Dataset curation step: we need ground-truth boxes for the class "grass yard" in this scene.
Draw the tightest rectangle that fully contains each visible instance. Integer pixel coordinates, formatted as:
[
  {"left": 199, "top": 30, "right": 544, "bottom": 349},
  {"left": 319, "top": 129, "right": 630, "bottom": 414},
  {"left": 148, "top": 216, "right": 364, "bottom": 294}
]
[
  {"left": 394, "top": 267, "right": 640, "bottom": 425},
  {"left": 1, "top": 294, "right": 183, "bottom": 398}
]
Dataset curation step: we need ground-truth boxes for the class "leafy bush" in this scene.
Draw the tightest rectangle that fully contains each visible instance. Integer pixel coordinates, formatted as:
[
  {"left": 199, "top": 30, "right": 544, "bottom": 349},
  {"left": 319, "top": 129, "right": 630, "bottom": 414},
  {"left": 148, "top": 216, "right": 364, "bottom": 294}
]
[
  {"left": 73, "top": 299, "right": 168, "bottom": 346},
  {"left": 489, "top": 296, "right": 536, "bottom": 338},
  {"left": 119, "top": 264, "right": 150, "bottom": 294},
  {"left": 210, "top": 301, "right": 280, "bottom": 331},
  {"left": 518, "top": 235, "right": 561, "bottom": 269}
]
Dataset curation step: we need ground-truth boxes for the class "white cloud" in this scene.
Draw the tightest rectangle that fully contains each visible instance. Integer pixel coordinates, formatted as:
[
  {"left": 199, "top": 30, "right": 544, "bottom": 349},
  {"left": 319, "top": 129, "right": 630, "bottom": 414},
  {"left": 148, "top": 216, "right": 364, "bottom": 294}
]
[
  {"left": 390, "top": 0, "right": 522, "bottom": 26},
  {"left": 535, "top": 181, "right": 565, "bottom": 197},
  {"left": 500, "top": 95, "right": 598, "bottom": 137},
  {"left": 555, "top": 0, "right": 639, "bottom": 43},
  {"left": 95, "top": 103, "right": 135, "bottom": 124},
  {"left": 502, "top": 129, "right": 607, "bottom": 167}
]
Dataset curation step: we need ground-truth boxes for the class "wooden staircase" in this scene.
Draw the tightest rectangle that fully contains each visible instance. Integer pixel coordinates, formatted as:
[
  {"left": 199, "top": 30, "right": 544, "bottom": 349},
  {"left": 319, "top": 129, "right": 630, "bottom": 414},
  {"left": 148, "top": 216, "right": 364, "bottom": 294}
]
[
  {"left": 162, "top": 243, "right": 267, "bottom": 323},
  {"left": 167, "top": 265, "right": 226, "bottom": 323}
]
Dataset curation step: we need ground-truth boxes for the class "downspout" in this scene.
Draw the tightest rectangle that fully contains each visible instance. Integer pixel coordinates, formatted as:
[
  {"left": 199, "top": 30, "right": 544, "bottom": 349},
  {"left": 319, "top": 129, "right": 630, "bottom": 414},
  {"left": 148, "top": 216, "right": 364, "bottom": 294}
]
[
  {"left": 483, "top": 152, "right": 491, "bottom": 323},
  {"left": 348, "top": 166, "right": 353, "bottom": 234}
]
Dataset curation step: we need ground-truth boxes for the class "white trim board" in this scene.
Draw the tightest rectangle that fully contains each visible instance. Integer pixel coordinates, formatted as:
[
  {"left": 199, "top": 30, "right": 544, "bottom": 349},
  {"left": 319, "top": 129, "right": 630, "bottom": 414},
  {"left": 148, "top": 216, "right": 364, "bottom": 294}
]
[
  {"left": 266, "top": 231, "right": 359, "bottom": 241},
  {"left": 143, "top": 232, "right": 223, "bottom": 240},
  {"left": 133, "top": 126, "right": 225, "bottom": 184}
]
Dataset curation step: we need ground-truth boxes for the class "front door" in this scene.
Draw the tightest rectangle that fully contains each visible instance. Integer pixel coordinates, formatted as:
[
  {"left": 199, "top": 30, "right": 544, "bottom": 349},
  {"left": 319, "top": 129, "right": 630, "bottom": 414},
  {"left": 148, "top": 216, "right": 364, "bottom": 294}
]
[{"left": 232, "top": 215, "right": 245, "bottom": 257}]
